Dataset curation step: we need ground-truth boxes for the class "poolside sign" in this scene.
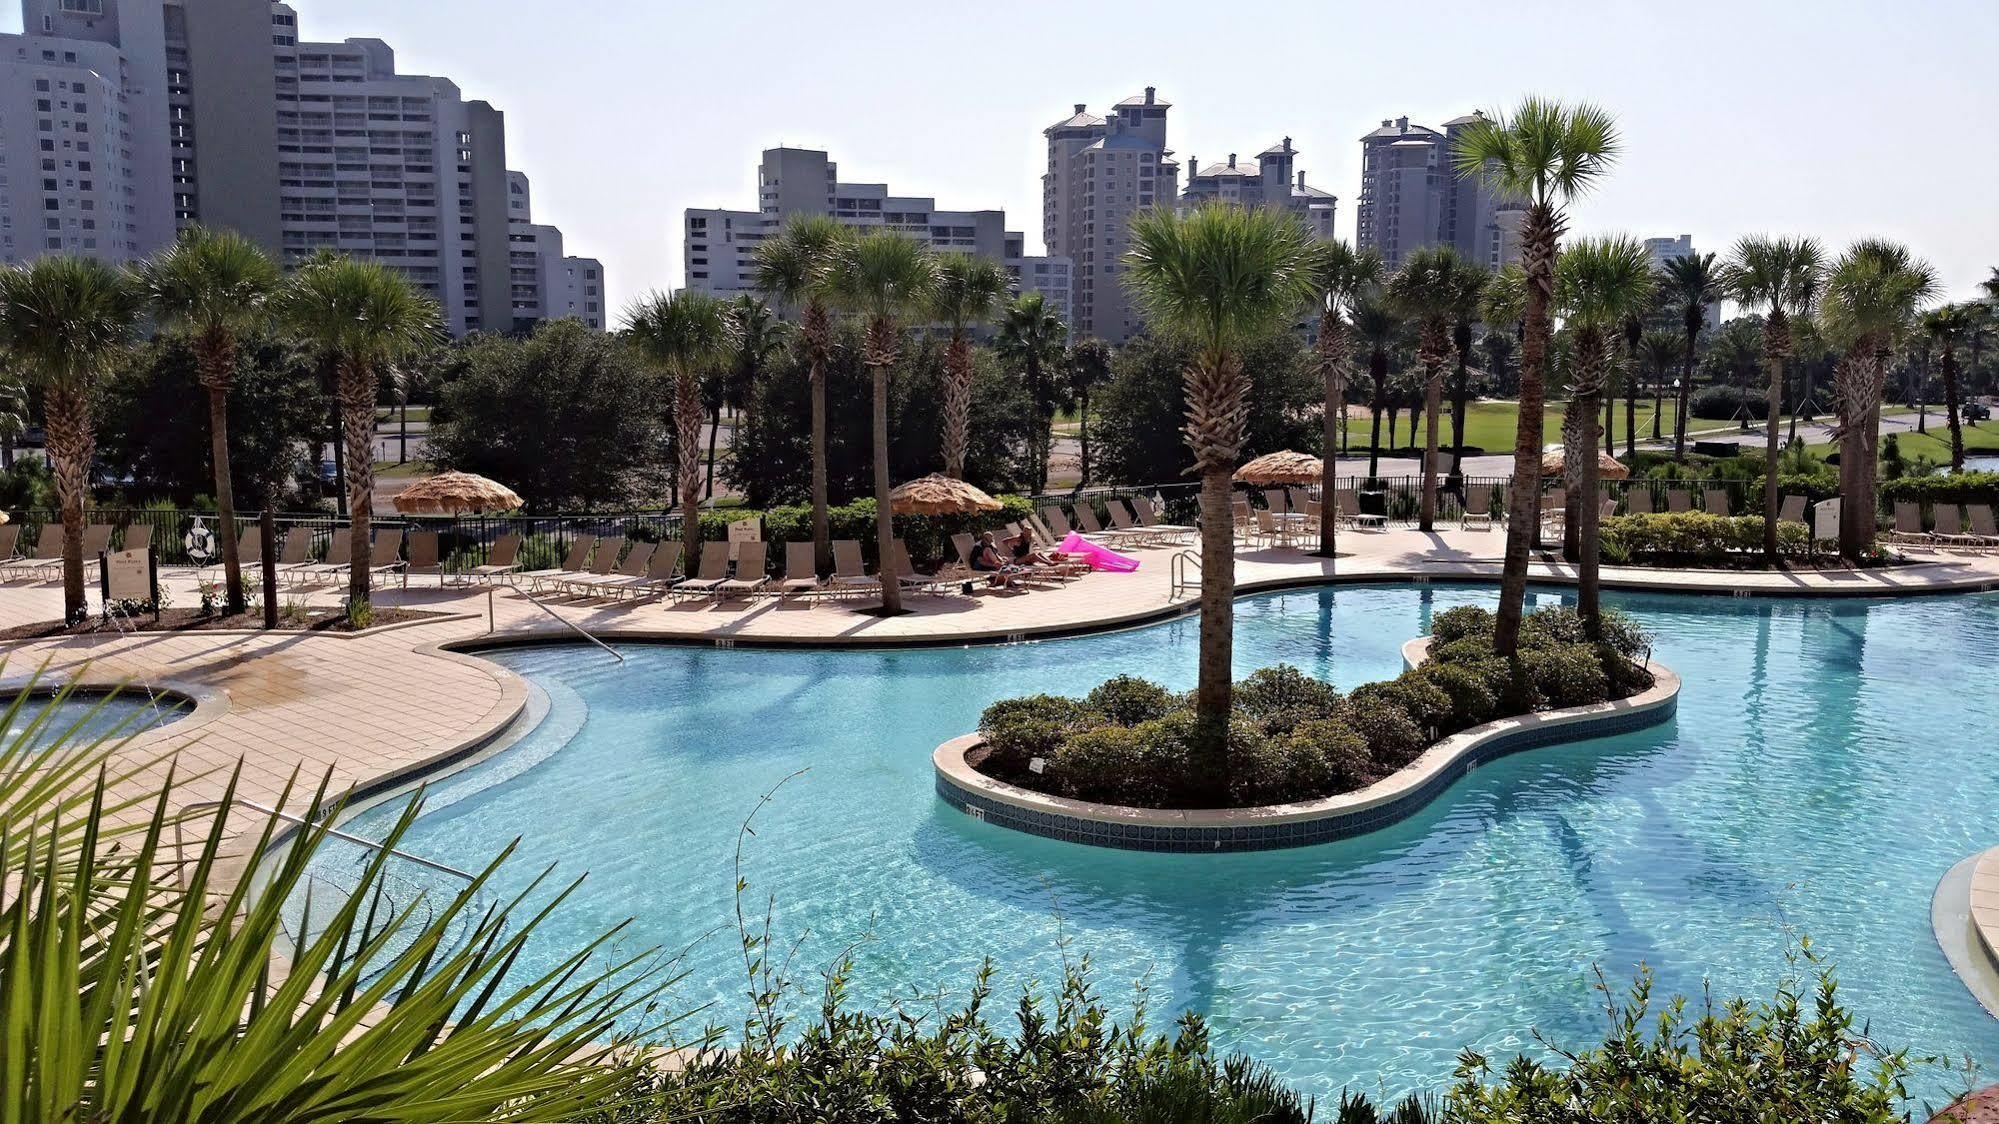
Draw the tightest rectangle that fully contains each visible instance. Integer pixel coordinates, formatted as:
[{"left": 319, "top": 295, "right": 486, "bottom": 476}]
[
  {"left": 1812, "top": 498, "right": 1840, "bottom": 545},
  {"left": 100, "top": 548, "right": 160, "bottom": 620},
  {"left": 726, "top": 517, "right": 761, "bottom": 560}
]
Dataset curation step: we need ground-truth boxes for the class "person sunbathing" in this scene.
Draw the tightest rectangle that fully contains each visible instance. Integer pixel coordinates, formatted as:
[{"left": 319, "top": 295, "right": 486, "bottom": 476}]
[{"left": 971, "top": 532, "right": 1021, "bottom": 588}]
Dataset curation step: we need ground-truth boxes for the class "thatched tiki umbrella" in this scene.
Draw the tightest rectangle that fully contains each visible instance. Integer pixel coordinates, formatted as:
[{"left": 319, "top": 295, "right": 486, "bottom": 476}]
[
  {"left": 393, "top": 471, "right": 525, "bottom": 515},
  {"left": 1232, "top": 450, "right": 1324, "bottom": 486},
  {"left": 1539, "top": 449, "right": 1630, "bottom": 480},
  {"left": 887, "top": 473, "right": 1003, "bottom": 516}
]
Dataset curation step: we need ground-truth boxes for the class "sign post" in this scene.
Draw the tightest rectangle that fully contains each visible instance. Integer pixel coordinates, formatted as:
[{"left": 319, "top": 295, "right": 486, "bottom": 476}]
[{"left": 100, "top": 547, "right": 159, "bottom": 623}]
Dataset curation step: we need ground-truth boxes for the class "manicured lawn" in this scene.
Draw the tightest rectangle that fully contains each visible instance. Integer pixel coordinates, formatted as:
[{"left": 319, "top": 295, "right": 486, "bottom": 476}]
[
  {"left": 375, "top": 405, "right": 431, "bottom": 423},
  {"left": 1807, "top": 420, "right": 1999, "bottom": 462},
  {"left": 372, "top": 459, "right": 432, "bottom": 478},
  {"left": 1346, "top": 399, "right": 1740, "bottom": 453}
]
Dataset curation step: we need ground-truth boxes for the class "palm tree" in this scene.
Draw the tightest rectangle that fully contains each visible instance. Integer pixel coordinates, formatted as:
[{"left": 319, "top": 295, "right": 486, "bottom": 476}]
[
  {"left": 1452, "top": 98, "right": 1621, "bottom": 656},
  {"left": 1638, "top": 330, "right": 1680, "bottom": 439},
  {"left": 0, "top": 258, "right": 140, "bottom": 621},
  {"left": 275, "top": 256, "right": 442, "bottom": 608},
  {"left": 996, "top": 292, "right": 1067, "bottom": 492},
  {"left": 1386, "top": 247, "right": 1479, "bottom": 531},
  {"left": 1658, "top": 253, "right": 1722, "bottom": 461},
  {"left": 1448, "top": 263, "right": 1489, "bottom": 484},
  {"left": 1920, "top": 303, "right": 1976, "bottom": 471},
  {"left": 1306, "top": 239, "right": 1383, "bottom": 556},
  {"left": 1725, "top": 236, "right": 1824, "bottom": 560},
  {"left": 1618, "top": 309, "right": 1645, "bottom": 458},
  {"left": 0, "top": 373, "right": 27, "bottom": 470},
  {"left": 927, "top": 254, "right": 1011, "bottom": 479},
  {"left": 136, "top": 228, "right": 281, "bottom": 614},
  {"left": 754, "top": 215, "right": 848, "bottom": 573},
  {"left": 1555, "top": 237, "right": 1654, "bottom": 633},
  {"left": 626, "top": 291, "right": 733, "bottom": 579},
  {"left": 1124, "top": 203, "right": 1316, "bottom": 783},
  {"left": 710, "top": 296, "right": 782, "bottom": 499},
  {"left": 1352, "top": 296, "right": 1398, "bottom": 482},
  {"left": 1067, "top": 337, "right": 1114, "bottom": 487},
  {"left": 1820, "top": 239, "right": 1937, "bottom": 558},
  {"left": 825, "top": 231, "right": 936, "bottom": 616}
]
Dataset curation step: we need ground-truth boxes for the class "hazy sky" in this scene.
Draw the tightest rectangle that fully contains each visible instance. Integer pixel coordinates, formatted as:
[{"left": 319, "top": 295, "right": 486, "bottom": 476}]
[{"left": 13, "top": 2, "right": 1997, "bottom": 318}]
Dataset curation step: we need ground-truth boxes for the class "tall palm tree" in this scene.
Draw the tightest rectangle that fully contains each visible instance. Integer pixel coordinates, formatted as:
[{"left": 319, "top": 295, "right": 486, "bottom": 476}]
[
  {"left": 1920, "top": 303, "right": 1975, "bottom": 471},
  {"left": 1452, "top": 98, "right": 1621, "bottom": 656},
  {"left": 754, "top": 215, "right": 847, "bottom": 573},
  {"left": 825, "top": 231, "right": 936, "bottom": 616},
  {"left": 1352, "top": 295, "right": 1398, "bottom": 482},
  {"left": 926, "top": 254, "right": 1011, "bottom": 479},
  {"left": 996, "top": 292, "right": 1067, "bottom": 492},
  {"left": 137, "top": 228, "right": 281, "bottom": 614},
  {"left": 709, "top": 296, "right": 782, "bottom": 499},
  {"left": 1820, "top": 239, "right": 1937, "bottom": 558},
  {"left": 275, "top": 256, "right": 442, "bottom": 608},
  {"left": 1306, "top": 239, "right": 1383, "bottom": 556},
  {"left": 1618, "top": 309, "right": 1645, "bottom": 458},
  {"left": 1385, "top": 246, "right": 1478, "bottom": 531},
  {"left": 626, "top": 290, "right": 733, "bottom": 578},
  {"left": 1124, "top": 203, "right": 1316, "bottom": 783},
  {"left": 1638, "top": 330, "right": 1680, "bottom": 439},
  {"left": 1066, "top": 337, "right": 1114, "bottom": 487},
  {"left": 1659, "top": 253, "right": 1722, "bottom": 461},
  {"left": 1725, "top": 236, "right": 1823, "bottom": 560},
  {"left": 0, "top": 258, "right": 140, "bottom": 621},
  {"left": 1447, "top": 263, "right": 1489, "bottom": 484},
  {"left": 1555, "top": 237, "right": 1654, "bottom": 634}
]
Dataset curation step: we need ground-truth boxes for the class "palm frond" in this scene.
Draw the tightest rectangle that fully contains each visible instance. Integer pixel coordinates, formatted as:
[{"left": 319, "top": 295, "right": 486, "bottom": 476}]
[
  {"left": 1450, "top": 97, "right": 1620, "bottom": 208},
  {"left": 624, "top": 288, "right": 734, "bottom": 377},
  {"left": 1121, "top": 203, "right": 1317, "bottom": 356},
  {"left": 823, "top": 230, "right": 936, "bottom": 323},
  {"left": 0, "top": 256, "right": 142, "bottom": 393},
  {"left": 1556, "top": 235, "right": 1657, "bottom": 331},
  {"left": 927, "top": 253, "right": 1011, "bottom": 332},
  {"left": 137, "top": 226, "right": 281, "bottom": 338}
]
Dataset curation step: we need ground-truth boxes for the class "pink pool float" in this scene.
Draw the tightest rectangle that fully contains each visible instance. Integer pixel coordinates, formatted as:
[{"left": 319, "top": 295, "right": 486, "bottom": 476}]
[{"left": 1055, "top": 532, "right": 1141, "bottom": 572}]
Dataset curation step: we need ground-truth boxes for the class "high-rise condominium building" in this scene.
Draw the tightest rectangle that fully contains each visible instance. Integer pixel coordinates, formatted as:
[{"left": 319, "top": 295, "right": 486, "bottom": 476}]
[
  {"left": 1042, "top": 88, "right": 1177, "bottom": 344},
  {"left": 0, "top": 0, "right": 602, "bottom": 336},
  {"left": 1355, "top": 112, "right": 1521, "bottom": 272},
  {"left": 507, "top": 172, "right": 605, "bottom": 329},
  {"left": 1643, "top": 234, "right": 1721, "bottom": 328},
  {"left": 1178, "top": 138, "right": 1336, "bottom": 240},
  {"left": 683, "top": 146, "right": 1061, "bottom": 317}
]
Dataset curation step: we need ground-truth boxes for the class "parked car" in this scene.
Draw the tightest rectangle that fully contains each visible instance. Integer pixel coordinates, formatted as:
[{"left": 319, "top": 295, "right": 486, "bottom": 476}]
[{"left": 1963, "top": 402, "right": 1990, "bottom": 421}]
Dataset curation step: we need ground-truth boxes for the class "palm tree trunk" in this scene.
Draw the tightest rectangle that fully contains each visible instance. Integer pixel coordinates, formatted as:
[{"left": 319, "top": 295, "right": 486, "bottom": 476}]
[
  {"left": 1317, "top": 314, "right": 1346, "bottom": 558},
  {"left": 942, "top": 330, "right": 971, "bottom": 479},
  {"left": 1561, "top": 398, "right": 1584, "bottom": 562},
  {"left": 1761, "top": 313, "right": 1787, "bottom": 563},
  {"left": 676, "top": 369, "right": 704, "bottom": 584},
  {"left": 1367, "top": 403, "right": 1382, "bottom": 480},
  {"left": 704, "top": 402, "right": 721, "bottom": 500},
  {"left": 44, "top": 386, "right": 92, "bottom": 622},
  {"left": 339, "top": 358, "right": 376, "bottom": 606},
  {"left": 1078, "top": 390, "right": 1092, "bottom": 488},
  {"left": 1603, "top": 389, "right": 1615, "bottom": 456},
  {"left": 1674, "top": 330, "right": 1696, "bottom": 462},
  {"left": 805, "top": 301, "right": 831, "bottom": 575},
  {"left": 398, "top": 401, "right": 409, "bottom": 464},
  {"left": 1194, "top": 464, "right": 1235, "bottom": 792},
  {"left": 1577, "top": 384, "right": 1603, "bottom": 635},
  {"left": 1623, "top": 372, "right": 1637, "bottom": 459},
  {"left": 870, "top": 360, "right": 901, "bottom": 615},
  {"left": 1449, "top": 360, "right": 1469, "bottom": 485},
  {"left": 1942, "top": 345, "right": 1965, "bottom": 471},
  {"left": 1651, "top": 375, "right": 1663, "bottom": 441},
  {"left": 198, "top": 331, "right": 245, "bottom": 615},
  {"left": 1420, "top": 355, "right": 1441, "bottom": 532},
  {"left": 1495, "top": 202, "right": 1557, "bottom": 658}
]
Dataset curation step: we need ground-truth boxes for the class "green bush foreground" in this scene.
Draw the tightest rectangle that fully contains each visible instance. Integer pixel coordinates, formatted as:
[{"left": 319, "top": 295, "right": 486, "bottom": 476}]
[{"left": 974, "top": 605, "right": 1653, "bottom": 808}]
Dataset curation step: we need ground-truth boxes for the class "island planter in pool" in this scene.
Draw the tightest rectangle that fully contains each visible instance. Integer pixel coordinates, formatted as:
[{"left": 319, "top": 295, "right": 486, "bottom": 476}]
[{"left": 932, "top": 647, "right": 1680, "bottom": 853}]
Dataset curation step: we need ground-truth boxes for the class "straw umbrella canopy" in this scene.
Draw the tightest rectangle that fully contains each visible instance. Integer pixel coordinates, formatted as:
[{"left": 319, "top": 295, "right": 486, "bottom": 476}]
[
  {"left": 393, "top": 470, "right": 525, "bottom": 515},
  {"left": 888, "top": 472, "right": 1004, "bottom": 516},
  {"left": 1540, "top": 449, "right": 1630, "bottom": 480},
  {"left": 1233, "top": 450, "right": 1324, "bottom": 485}
]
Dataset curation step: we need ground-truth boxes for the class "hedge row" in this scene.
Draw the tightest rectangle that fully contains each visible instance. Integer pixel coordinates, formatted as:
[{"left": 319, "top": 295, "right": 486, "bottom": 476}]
[
  {"left": 975, "top": 606, "right": 1652, "bottom": 809},
  {"left": 1599, "top": 512, "right": 1812, "bottom": 563},
  {"left": 1879, "top": 471, "right": 1999, "bottom": 507}
]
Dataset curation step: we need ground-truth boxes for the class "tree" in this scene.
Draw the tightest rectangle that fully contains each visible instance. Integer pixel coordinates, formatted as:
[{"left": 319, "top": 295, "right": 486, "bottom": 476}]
[
  {"left": 755, "top": 216, "right": 848, "bottom": 573},
  {"left": 1123, "top": 203, "right": 1315, "bottom": 784},
  {"left": 426, "top": 322, "right": 664, "bottom": 510},
  {"left": 1659, "top": 253, "right": 1722, "bottom": 461},
  {"left": 1726, "top": 236, "right": 1824, "bottom": 560},
  {"left": 1618, "top": 307, "right": 1644, "bottom": 459},
  {"left": 135, "top": 228, "right": 280, "bottom": 612},
  {"left": 703, "top": 296, "right": 782, "bottom": 499},
  {"left": 1920, "top": 304, "right": 1976, "bottom": 472},
  {"left": 1352, "top": 295, "right": 1399, "bottom": 481},
  {"left": 1820, "top": 240, "right": 1937, "bottom": 558},
  {"left": 996, "top": 292, "right": 1067, "bottom": 492},
  {"left": 276, "top": 256, "right": 442, "bottom": 608},
  {"left": 1637, "top": 330, "right": 1680, "bottom": 440},
  {"left": 1556, "top": 236, "right": 1654, "bottom": 633},
  {"left": 826, "top": 230, "right": 936, "bottom": 615},
  {"left": 1449, "top": 262, "right": 1489, "bottom": 483},
  {"left": 625, "top": 291, "right": 734, "bottom": 572},
  {"left": 0, "top": 257, "right": 141, "bottom": 621},
  {"left": 1065, "top": 337, "right": 1113, "bottom": 487},
  {"left": 1089, "top": 333, "right": 1322, "bottom": 487},
  {"left": 925, "top": 254, "right": 1010, "bottom": 480},
  {"left": 1306, "top": 239, "right": 1383, "bottom": 555},
  {"left": 1386, "top": 246, "right": 1478, "bottom": 531},
  {"left": 1452, "top": 98, "right": 1621, "bottom": 657}
]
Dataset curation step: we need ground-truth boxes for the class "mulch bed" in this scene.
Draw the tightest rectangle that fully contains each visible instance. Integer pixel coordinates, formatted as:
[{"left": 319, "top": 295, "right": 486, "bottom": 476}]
[{"left": 0, "top": 607, "right": 444, "bottom": 640}]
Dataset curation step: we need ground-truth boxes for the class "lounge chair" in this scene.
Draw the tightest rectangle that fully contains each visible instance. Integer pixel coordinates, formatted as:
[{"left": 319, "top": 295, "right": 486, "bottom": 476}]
[
  {"left": 520, "top": 534, "right": 596, "bottom": 593},
  {"left": 1105, "top": 499, "right": 1158, "bottom": 546},
  {"left": 1600, "top": 498, "right": 1617, "bottom": 519},
  {"left": 1070, "top": 504, "right": 1120, "bottom": 543},
  {"left": 404, "top": 530, "right": 444, "bottom": 585},
  {"left": 1287, "top": 487, "right": 1316, "bottom": 516},
  {"left": 713, "top": 541, "right": 771, "bottom": 600},
  {"left": 1253, "top": 509, "right": 1291, "bottom": 548},
  {"left": 1461, "top": 489, "right": 1494, "bottom": 530},
  {"left": 74, "top": 524, "right": 114, "bottom": 576},
  {"left": 1131, "top": 494, "right": 1194, "bottom": 542},
  {"left": 1778, "top": 495, "right": 1808, "bottom": 525},
  {"left": 1966, "top": 505, "right": 1999, "bottom": 549},
  {"left": 271, "top": 527, "right": 316, "bottom": 583},
  {"left": 1931, "top": 505, "right": 1980, "bottom": 551},
  {"left": 1625, "top": 488, "right": 1655, "bottom": 515},
  {"left": 289, "top": 528, "right": 352, "bottom": 586},
  {"left": 1041, "top": 506, "right": 1078, "bottom": 539},
  {"left": 464, "top": 531, "right": 522, "bottom": 585},
  {"left": 776, "top": 540, "right": 822, "bottom": 597},
  {"left": 826, "top": 540, "right": 877, "bottom": 595},
  {"left": 1703, "top": 489, "right": 1731, "bottom": 517},
  {"left": 1665, "top": 488, "right": 1692, "bottom": 514},
  {"left": 673, "top": 541, "right": 734, "bottom": 600},
  {"left": 367, "top": 529, "right": 407, "bottom": 586},
  {"left": 236, "top": 526, "right": 262, "bottom": 567},
  {"left": 1231, "top": 496, "right": 1253, "bottom": 531},
  {"left": 0, "top": 524, "right": 18, "bottom": 562},
  {"left": 553, "top": 534, "right": 624, "bottom": 595},
  {"left": 1338, "top": 490, "right": 1386, "bottom": 530},
  {"left": 574, "top": 540, "right": 653, "bottom": 598},
  {"left": 889, "top": 539, "right": 944, "bottom": 593},
  {"left": 1013, "top": 520, "right": 1089, "bottom": 577},
  {"left": 0, "top": 525, "right": 60, "bottom": 578},
  {"left": 121, "top": 524, "right": 153, "bottom": 553},
  {"left": 621, "top": 540, "right": 684, "bottom": 599},
  {"left": 1885, "top": 502, "right": 1927, "bottom": 545}
]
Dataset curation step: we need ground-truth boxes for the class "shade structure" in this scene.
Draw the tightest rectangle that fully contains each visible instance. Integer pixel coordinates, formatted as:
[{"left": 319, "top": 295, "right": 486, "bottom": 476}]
[
  {"left": 1541, "top": 449, "right": 1630, "bottom": 481},
  {"left": 888, "top": 473, "right": 1004, "bottom": 516},
  {"left": 1233, "top": 450, "right": 1324, "bottom": 485},
  {"left": 393, "top": 471, "right": 525, "bottom": 515}
]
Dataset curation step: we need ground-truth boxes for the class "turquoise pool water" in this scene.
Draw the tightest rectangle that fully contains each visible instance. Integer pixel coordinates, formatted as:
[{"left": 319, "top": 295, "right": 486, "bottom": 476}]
[
  {"left": 2, "top": 690, "right": 178, "bottom": 750},
  {"left": 316, "top": 585, "right": 1999, "bottom": 1100}
]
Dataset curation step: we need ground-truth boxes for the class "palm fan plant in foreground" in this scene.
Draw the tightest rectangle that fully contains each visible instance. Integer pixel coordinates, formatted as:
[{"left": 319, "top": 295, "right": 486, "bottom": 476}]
[
  {"left": 137, "top": 227, "right": 283, "bottom": 614},
  {"left": 1452, "top": 97, "right": 1621, "bottom": 657},
  {"left": 1123, "top": 203, "right": 1316, "bottom": 783},
  {"left": 0, "top": 673, "right": 673, "bottom": 1122},
  {"left": 0, "top": 257, "right": 141, "bottom": 622},
  {"left": 1306, "top": 239, "right": 1383, "bottom": 555},
  {"left": 626, "top": 289, "right": 735, "bottom": 569},
  {"left": 754, "top": 215, "right": 849, "bottom": 573},
  {"left": 275, "top": 257, "right": 442, "bottom": 609},
  {"left": 1725, "top": 235, "right": 1824, "bottom": 560},
  {"left": 927, "top": 253, "right": 1011, "bottom": 479}
]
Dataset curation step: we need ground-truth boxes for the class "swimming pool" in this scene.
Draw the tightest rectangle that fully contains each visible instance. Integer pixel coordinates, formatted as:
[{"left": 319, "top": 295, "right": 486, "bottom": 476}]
[
  {"left": 2, "top": 689, "right": 181, "bottom": 751},
  {"left": 314, "top": 584, "right": 1999, "bottom": 1100}
]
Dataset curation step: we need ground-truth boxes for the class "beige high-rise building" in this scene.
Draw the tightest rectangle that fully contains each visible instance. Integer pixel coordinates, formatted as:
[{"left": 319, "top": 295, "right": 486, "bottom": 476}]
[
  {"left": 1041, "top": 87, "right": 1177, "bottom": 344},
  {"left": 1356, "top": 112, "right": 1521, "bottom": 272},
  {"left": 1178, "top": 137, "right": 1336, "bottom": 240}
]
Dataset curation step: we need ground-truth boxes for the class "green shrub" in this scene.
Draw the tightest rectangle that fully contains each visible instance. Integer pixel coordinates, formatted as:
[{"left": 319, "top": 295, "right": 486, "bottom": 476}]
[
  {"left": 1525, "top": 642, "right": 1610, "bottom": 708},
  {"left": 1283, "top": 719, "right": 1373, "bottom": 790},
  {"left": 1416, "top": 663, "right": 1500, "bottom": 731},
  {"left": 1353, "top": 675, "right": 1454, "bottom": 732},
  {"left": 1232, "top": 664, "right": 1342, "bottom": 721},
  {"left": 979, "top": 694, "right": 1097, "bottom": 773},
  {"left": 1689, "top": 384, "right": 1767, "bottom": 420},
  {"left": 1430, "top": 605, "right": 1495, "bottom": 645},
  {"left": 1600, "top": 512, "right": 1810, "bottom": 562},
  {"left": 1084, "top": 675, "right": 1179, "bottom": 725},
  {"left": 1054, "top": 724, "right": 1158, "bottom": 805},
  {"left": 1346, "top": 693, "right": 1428, "bottom": 770},
  {"left": 1880, "top": 470, "right": 1999, "bottom": 507}
]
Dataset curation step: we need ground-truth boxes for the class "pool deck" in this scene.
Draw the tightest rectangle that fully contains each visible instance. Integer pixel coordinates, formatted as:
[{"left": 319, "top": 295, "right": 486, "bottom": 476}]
[{"left": 2, "top": 526, "right": 1996, "bottom": 891}]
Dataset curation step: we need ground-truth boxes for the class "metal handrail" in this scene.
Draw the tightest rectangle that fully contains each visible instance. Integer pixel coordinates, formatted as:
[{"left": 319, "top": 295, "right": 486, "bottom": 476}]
[
  {"left": 1169, "top": 549, "right": 1200, "bottom": 599},
  {"left": 511, "top": 584, "right": 625, "bottom": 662},
  {"left": 176, "top": 796, "right": 477, "bottom": 884}
]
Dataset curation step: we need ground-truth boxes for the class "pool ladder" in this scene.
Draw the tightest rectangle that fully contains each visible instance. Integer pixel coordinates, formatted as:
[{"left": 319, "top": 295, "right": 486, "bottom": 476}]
[
  {"left": 174, "top": 795, "right": 476, "bottom": 890},
  {"left": 1169, "top": 550, "right": 1200, "bottom": 599}
]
